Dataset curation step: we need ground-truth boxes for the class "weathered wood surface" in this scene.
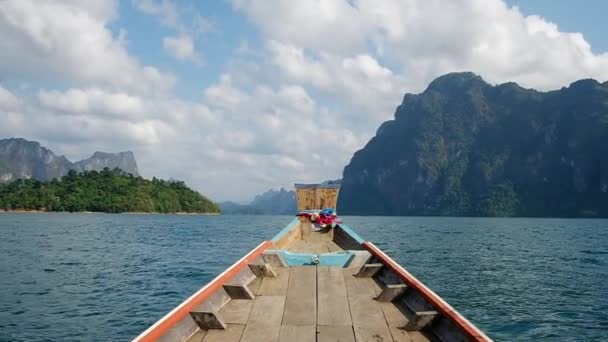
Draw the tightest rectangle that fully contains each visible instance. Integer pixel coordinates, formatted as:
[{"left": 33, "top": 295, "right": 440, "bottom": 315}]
[
  {"left": 343, "top": 268, "right": 393, "bottom": 341},
  {"left": 353, "top": 325, "right": 394, "bottom": 342},
  {"left": 184, "top": 266, "right": 431, "bottom": 342},
  {"left": 218, "top": 300, "right": 253, "bottom": 324},
  {"left": 283, "top": 266, "right": 317, "bottom": 326},
  {"left": 202, "top": 324, "right": 244, "bottom": 342},
  {"left": 240, "top": 296, "right": 285, "bottom": 342},
  {"left": 223, "top": 267, "right": 257, "bottom": 299},
  {"left": 274, "top": 222, "right": 302, "bottom": 249},
  {"left": 222, "top": 284, "right": 255, "bottom": 300},
  {"left": 288, "top": 228, "right": 343, "bottom": 254},
  {"left": 408, "top": 331, "right": 431, "bottom": 342},
  {"left": 327, "top": 240, "right": 343, "bottom": 253},
  {"left": 278, "top": 325, "right": 316, "bottom": 342},
  {"left": 376, "top": 284, "right": 408, "bottom": 302},
  {"left": 184, "top": 329, "right": 206, "bottom": 342},
  {"left": 262, "top": 251, "right": 287, "bottom": 268},
  {"left": 389, "top": 327, "right": 414, "bottom": 342},
  {"left": 248, "top": 276, "right": 263, "bottom": 296},
  {"left": 380, "top": 302, "right": 409, "bottom": 327},
  {"left": 317, "top": 266, "right": 351, "bottom": 326},
  {"left": 295, "top": 187, "right": 339, "bottom": 211},
  {"left": 355, "top": 263, "right": 383, "bottom": 278},
  {"left": 190, "top": 307, "right": 227, "bottom": 330},
  {"left": 343, "top": 268, "right": 382, "bottom": 298},
  {"left": 248, "top": 262, "right": 277, "bottom": 278},
  {"left": 259, "top": 267, "right": 290, "bottom": 296},
  {"left": 316, "top": 325, "right": 356, "bottom": 342}
]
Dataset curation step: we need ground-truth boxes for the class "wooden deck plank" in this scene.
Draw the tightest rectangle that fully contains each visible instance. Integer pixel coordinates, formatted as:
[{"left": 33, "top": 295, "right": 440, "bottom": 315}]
[
  {"left": 185, "top": 329, "right": 206, "bottom": 342},
  {"left": 202, "top": 324, "right": 244, "bottom": 342},
  {"left": 347, "top": 295, "right": 391, "bottom": 329},
  {"left": 282, "top": 266, "right": 317, "bottom": 326},
  {"left": 278, "top": 325, "right": 316, "bottom": 342},
  {"left": 289, "top": 240, "right": 307, "bottom": 253},
  {"left": 327, "top": 240, "right": 343, "bottom": 253},
  {"left": 248, "top": 276, "right": 263, "bottom": 296},
  {"left": 313, "top": 241, "right": 330, "bottom": 254},
  {"left": 343, "top": 268, "right": 393, "bottom": 341},
  {"left": 380, "top": 302, "right": 409, "bottom": 327},
  {"left": 316, "top": 325, "right": 355, "bottom": 342},
  {"left": 218, "top": 300, "right": 253, "bottom": 324},
  {"left": 259, "top": 267, "right": 290, "bottom": 296},
  {"left": 353, "top": 326, "right": 394, "bottom": 342},
  {"left": 317, "top": 266, "right": 351, "bottom": 326},
  {"left": 387, "top": 328, "right": 430, "bottom": 342},
  {"left": 343, "top": 268, "right": 382, "bottom": 298},
  {"left": 409, "top": 331, "right": 431, "bottom": 342},
  {"left": 389, "top": 327, "right": 414, "bottom": 342},
  {"left": 240, "top": 296, "right": 285, "bottom": 342}
]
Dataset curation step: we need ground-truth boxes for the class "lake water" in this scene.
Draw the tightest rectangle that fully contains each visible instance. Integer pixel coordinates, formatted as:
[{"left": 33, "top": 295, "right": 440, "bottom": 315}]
[{"left": 0, "top": 214, "right": 607, "bottom": 341}]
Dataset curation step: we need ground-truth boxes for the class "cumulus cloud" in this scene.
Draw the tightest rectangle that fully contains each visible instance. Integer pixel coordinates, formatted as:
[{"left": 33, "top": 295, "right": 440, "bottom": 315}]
[
  {"left": 163, "top": 35, "right": 202, "bottom": 63},
  {"left": 38, "top": 88, "right": 145, "bottom": 119},
  {"left": 234, "top": 0, "right": 608, "bottom": 91},
  {"left": 133, "top": 0, "right": 211, "bottom": 64},
  {"left": 0, "top": 0, "right": 175, "bottom": 93},
  {"left": 0, "top": 85, "right": 21, "bottom": 110}
]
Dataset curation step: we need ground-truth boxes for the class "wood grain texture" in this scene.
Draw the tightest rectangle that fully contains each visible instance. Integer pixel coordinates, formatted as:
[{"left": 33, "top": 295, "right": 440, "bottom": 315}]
[
  {"left": 218, "top": 300, "right": 253, "bottom": 324},
  {"left": 259, "top": 267, "right": 290, "bottom": 296},
  {"left": 240, "top": 296, "right": 285, "bottom": 342},
  {"left": 316, "top": 325, "right": 355, "bottom": 342},
  {"left": 317, "top": 266, "right": 351, "bottom": 326},
  {"left": 278, "top": 325, "right": 316, "bottom": 342},
  {"left": 343, "top": 268, "right": 393, "bottom": 341},
  {"left": 202, "top": 324, "right": 245, "bottom": 342},
  {"left": 283, "top": 266, "right": 317, "bottom": 326}
]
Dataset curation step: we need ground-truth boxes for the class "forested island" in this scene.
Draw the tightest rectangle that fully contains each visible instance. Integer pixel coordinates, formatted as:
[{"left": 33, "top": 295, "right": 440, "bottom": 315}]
[{"left": 0, "top": 168, "right": 219, "bottom": 214}]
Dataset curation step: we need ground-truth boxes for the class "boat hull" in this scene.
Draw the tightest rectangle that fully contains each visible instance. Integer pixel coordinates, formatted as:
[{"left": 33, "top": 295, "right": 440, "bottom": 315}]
[{"left": 133, "top": 218, "right": 491, "bottom": 342}]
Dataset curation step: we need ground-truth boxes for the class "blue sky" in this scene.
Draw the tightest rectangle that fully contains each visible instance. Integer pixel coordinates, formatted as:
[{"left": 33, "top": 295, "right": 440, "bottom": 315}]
[
  {"left": 1, "top": 0, "right": 608, "bottom": 201},
  {"left": 506, "top": 0, "right": 608, "bottom": 53}
]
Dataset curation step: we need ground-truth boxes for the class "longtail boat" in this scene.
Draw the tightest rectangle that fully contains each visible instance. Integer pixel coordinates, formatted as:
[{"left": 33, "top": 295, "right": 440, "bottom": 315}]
[{"left": 134, "top": 183, "right": 492, "bottom": 342}]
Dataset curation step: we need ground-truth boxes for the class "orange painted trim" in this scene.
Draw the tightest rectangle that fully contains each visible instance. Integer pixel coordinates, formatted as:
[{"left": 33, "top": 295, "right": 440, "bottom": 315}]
[
  {"left": 362, "top": 242, "right": 493, "bottom": 342},
  {"left": 133, "top": 240, "right": 273, "bottom": 342}
]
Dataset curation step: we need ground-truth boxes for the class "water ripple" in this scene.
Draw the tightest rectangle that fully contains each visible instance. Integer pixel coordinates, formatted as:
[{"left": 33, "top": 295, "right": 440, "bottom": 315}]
[{"left": 0, "top": 214, "right": 607, "bottom": 341}]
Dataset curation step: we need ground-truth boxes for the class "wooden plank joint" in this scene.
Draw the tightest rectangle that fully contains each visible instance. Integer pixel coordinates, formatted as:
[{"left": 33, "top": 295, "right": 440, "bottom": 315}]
[
  {"left": 376, "top": 284, "right": 408, "bottom": 302},
  {"left": 355, "top": 263, "right": 383, "bottom": 277},
  {"left": 222, "top": 284, "right": 255, "bottom": 300},
  {"left": 248, "top": 262, "right": 277, "bottom": 278},
  {"left": 402, "top": 302, "right": 438, "bottom": 331},
  {"left": 189, "top": 307, "right": 227, "bottom": 330},
  {"left": 262, "top": 251, "right": 287, "bottom": 268}
]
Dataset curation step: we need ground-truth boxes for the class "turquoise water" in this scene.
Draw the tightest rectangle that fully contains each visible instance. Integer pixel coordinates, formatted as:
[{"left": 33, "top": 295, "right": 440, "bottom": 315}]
[{"left": 0, "top": 214, "right": 607, "bottom": 341}]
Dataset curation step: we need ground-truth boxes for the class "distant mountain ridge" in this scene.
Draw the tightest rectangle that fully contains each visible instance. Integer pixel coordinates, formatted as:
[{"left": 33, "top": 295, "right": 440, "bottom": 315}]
[
  {"left": 0, "top": 138, "right": 139, "bottom": 183},
  {"left": 220, "top": 188, "right": 296, "bottom": 215},
  {"left": 339, "top": 72, "right": 608, "bottom": 217}
]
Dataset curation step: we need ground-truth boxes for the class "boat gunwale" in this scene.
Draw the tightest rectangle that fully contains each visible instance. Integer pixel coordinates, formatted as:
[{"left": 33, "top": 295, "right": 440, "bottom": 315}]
[
  {"left": 270, "top": 217, "right": 300, "bottom": 243},
  {"left": 363, "top": 241, "right": 493, "bottom": 342},
  {"left": 131, "top": 240, "right": 273, "bottom": 342}
]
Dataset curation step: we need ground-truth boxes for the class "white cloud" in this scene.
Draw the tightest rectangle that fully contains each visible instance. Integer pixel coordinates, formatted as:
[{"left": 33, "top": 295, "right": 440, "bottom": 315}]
[
  {"left": 232, "top": 0, "right": 367, "bottom": 54},
  {"left": 0, "top": 85, "right": 21, "bottom": 110},
  {"left": 234, "top": 0, "right": 608, "bottom": 91},
  {"left": 132, "top": 0, "right": 179, "bottom": 28},
  {"left": 133, "top": 0, "right": 211, "bottom": 64},
  {"left": 163, "top": 35, "right": 201, "bottom": 63},
  {"left": 0, "top": 0, "right": 175, "bottom": 93},
  {"left": 38, "top": 88, "right": 145, "bottom": 118}
]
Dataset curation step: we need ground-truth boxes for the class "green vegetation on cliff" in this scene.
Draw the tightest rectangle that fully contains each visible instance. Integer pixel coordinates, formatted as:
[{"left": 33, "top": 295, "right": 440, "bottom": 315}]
[
  {"left": 339, "top": 72, "right": 608, "bottom": 217},
  {"left": 0, "top": 168, "right": 219, "bottom": 214}
]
